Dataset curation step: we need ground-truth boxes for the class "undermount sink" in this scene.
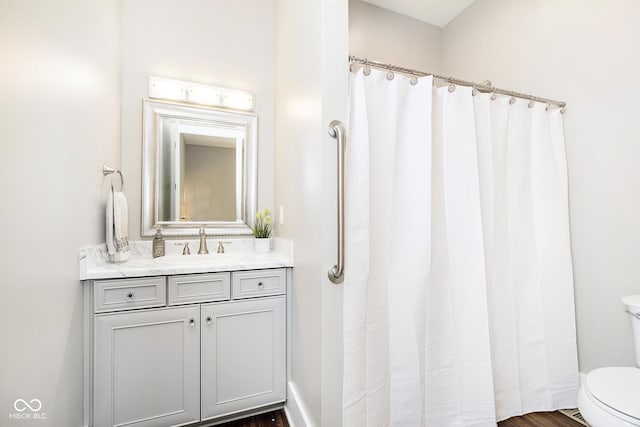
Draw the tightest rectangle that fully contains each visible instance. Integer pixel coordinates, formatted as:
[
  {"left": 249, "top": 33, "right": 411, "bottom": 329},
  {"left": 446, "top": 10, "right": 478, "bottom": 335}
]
[{"left": 153, "top": 253, "right": 243, "bottom": 265}]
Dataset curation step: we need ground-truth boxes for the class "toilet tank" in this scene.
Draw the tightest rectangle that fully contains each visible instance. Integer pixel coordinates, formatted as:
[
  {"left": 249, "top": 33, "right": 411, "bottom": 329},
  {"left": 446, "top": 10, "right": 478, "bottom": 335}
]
[{"left": 622, "top": 295, "right": 640, "bottom": 367}]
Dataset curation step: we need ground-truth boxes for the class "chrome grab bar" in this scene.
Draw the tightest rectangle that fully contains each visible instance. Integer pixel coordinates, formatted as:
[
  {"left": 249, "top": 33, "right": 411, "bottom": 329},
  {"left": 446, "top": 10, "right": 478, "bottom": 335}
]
[{"left": 328, "top": 120, "right": 346, "bottom": 284}]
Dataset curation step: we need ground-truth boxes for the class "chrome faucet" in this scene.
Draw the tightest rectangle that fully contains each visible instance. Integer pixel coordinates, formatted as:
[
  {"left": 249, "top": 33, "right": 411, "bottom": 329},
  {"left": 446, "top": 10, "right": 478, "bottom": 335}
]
[
  {"left": 217, "top": 240, "right": 232, "bottom": 254},
  {"left": 175, "top": 242, "right": 191, "bottom": 255},
  {"left": 198, "top": 226, "right": 209, "bottom": 254}
]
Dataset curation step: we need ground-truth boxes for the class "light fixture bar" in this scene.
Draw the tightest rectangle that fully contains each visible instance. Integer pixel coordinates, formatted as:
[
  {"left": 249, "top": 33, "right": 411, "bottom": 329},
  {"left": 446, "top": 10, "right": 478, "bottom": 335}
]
[{"left": 148, "top": 76, "right": 254, "bottom": 111}]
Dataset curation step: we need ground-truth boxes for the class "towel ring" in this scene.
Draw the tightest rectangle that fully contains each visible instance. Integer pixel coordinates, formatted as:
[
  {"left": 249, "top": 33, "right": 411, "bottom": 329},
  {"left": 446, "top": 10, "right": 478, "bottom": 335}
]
[
  {"left": 111, "top": 170, "right": 124, "bottom": 192},
  {"left": 103, "top": 165, "right": 124, "bottom": 192}
]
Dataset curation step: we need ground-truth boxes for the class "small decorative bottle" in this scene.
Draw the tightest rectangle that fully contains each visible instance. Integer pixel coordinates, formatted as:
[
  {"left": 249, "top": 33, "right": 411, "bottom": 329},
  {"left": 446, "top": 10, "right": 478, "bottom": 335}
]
[{"left": 152, "top": 227, "right": 165, "bottom": 258}]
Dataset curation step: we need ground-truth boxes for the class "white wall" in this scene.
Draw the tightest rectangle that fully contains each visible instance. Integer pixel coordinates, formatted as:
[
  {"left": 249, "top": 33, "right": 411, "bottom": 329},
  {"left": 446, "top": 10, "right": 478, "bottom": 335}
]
[
  {"left": 442, "top": 0, "right": 640, "bottom": 373},
  {"left": 121, "top": 0, "right": 275, "bottom": 239},
  {"left": 349, "top": 0, "right": 442, "bottom": 73},
  {"left": 319, "top": 2, "right": 349, "bottom": 425},
  {"left": 275, "top": 0, "right": 348, "bottom": 426},
  {"left": 0, "top": 0, "right": 121, "bottom": 425}
]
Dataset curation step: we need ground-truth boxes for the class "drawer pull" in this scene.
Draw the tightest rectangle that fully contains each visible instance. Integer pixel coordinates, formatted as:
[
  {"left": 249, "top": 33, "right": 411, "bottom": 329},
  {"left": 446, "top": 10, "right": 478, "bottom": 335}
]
[
  {"left": 206, "top": 316, "right": 213, "bottom": 324},
  {"left": 258, "top": 281, "right": 264, "bottom": 288},
  {"left": 189, "top": 318, "right": 196, "bottom": 327},
  {"left": 126, "top": 292, "right": 134, "bottom": 300}
]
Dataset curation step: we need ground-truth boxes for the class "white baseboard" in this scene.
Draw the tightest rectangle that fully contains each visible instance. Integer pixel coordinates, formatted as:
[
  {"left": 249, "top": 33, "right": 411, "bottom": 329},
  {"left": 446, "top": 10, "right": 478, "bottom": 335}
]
[{"left": 284, "top": 382, "right": 315, "bottom": 427}]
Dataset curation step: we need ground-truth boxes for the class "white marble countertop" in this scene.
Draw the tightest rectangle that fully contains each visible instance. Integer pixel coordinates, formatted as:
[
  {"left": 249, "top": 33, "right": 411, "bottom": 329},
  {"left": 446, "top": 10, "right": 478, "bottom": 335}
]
[{"left": 79, "top": 238, "right": 294, "bottom": 281}]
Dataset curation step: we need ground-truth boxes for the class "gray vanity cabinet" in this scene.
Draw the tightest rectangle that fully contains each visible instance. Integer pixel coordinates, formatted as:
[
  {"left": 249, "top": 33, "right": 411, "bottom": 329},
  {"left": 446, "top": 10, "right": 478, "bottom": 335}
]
[
  {"left": 200, "top": 296, "right": 286, "bottom": 421},
  {"left": 93, "top": 306, "right": 200, "bottom": 427},
  {"left": 85, "top": 268, "right": 288, "bottom": 427}
]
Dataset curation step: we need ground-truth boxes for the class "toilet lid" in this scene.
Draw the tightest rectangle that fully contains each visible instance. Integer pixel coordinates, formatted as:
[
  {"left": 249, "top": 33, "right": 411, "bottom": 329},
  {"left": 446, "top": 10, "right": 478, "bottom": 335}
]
[
  {"left": 622, "top": 295, "right": 640, "bottom": 312},
  {"left": 587, "top": 367, "right": 640, "bottom": 420}
]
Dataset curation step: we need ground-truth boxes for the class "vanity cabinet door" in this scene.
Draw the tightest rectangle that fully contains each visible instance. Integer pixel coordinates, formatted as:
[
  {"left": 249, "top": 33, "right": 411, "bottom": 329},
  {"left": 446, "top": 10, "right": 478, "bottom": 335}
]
[
  {"left": 94, "top": 306, "right": 200, "bottom": 427},
  {"left": 201, "top": 296, "right": 286, "bottom": 421}
]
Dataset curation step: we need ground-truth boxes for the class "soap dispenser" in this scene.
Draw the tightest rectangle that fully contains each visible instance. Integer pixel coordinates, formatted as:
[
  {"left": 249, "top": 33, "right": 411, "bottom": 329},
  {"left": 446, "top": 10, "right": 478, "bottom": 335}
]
[{"left": 152, "top": 227, "right": 165, "bottom": 258}]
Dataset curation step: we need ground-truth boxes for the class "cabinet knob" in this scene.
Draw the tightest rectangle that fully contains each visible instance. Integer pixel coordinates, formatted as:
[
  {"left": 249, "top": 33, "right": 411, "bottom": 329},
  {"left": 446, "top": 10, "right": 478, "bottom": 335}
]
[
  {"left": 258, "top": 281, "right": 264, "bottom": 288},
  {"left": 206, "top": 316, "right": 212, "bottom": 324},
  {"left": 126, "top": 292, "right": 134, "bottom": 300},
  {"left": 189, "top": 318, "right": 196, "bottom": 327}
]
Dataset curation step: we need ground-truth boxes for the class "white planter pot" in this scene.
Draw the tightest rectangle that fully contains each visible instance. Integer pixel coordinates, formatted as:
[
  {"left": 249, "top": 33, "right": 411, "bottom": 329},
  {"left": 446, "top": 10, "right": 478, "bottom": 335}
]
[{"left": 254, "top": 238, "right": 271, "bottom": 253}]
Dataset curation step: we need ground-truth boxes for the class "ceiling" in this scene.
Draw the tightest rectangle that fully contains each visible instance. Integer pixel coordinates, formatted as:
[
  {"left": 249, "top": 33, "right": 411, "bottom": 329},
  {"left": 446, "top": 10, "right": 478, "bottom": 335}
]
[{"left": 361, "top": 0, "right": 477, "bottom": 28}]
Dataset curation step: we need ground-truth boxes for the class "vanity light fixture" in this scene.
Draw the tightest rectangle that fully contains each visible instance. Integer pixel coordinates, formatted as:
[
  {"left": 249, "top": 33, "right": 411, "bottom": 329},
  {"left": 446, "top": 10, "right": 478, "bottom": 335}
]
[
  {"left": 221, "top": 89, "right": 255, "bottom": 111},
  {"left": 148, "top": 76, "right": 254, "bottom": 111},
  {"left": 188, "top": 83, "right": 221, "bottom": 106},
  {"left": 149, "top": 76, "right": 185, "bottom": 101}
]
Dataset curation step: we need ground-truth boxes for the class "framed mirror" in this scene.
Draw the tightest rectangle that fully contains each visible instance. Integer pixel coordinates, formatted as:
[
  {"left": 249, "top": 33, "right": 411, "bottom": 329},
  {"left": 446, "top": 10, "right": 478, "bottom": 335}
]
[{"left": 141, "top": 99, "right": 257, "bottom": 236}]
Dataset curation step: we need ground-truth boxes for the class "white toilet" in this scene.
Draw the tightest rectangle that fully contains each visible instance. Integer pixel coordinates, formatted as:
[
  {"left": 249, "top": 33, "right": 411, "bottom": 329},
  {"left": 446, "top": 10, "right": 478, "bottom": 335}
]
[{"left": 578, "top": 295, "right": 640, "bottom": 426}]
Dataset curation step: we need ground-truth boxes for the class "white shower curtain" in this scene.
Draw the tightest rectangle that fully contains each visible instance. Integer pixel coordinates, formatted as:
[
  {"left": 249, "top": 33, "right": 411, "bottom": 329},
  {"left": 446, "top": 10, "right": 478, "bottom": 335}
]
[{"left": 342, "top": 68, "right": 579, "bottom": 427}]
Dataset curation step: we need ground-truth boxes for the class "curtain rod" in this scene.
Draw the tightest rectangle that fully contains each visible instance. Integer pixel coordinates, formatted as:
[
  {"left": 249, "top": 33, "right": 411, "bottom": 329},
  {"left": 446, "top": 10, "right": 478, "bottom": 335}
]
[{"left": 349, "top": 55, "right": 566, "bottom": 110}]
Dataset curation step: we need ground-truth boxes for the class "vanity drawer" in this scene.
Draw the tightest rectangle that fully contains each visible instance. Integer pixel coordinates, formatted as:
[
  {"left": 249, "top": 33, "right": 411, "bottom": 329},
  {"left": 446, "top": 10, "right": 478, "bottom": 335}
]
[
  {"left": 232, "top": 269, "right": 285, "bottom": 299},
  {"left": 168, "top": 273, "right": 230, "bottom": 305},
  {"left": 94, "top": 277, "right": 166, "bottom": 313}
]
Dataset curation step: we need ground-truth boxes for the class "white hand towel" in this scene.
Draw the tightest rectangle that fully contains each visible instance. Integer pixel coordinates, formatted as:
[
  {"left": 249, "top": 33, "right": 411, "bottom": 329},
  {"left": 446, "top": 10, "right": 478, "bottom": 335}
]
[{"left": 106, "top": 189, "right": 130, "bottom": 262}]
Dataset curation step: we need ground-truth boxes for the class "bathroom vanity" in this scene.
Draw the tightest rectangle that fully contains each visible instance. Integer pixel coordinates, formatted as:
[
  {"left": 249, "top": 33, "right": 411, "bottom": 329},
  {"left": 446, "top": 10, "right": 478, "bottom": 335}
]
[{"left": 80, "top": 241, "right": 293, "bottom": 427}]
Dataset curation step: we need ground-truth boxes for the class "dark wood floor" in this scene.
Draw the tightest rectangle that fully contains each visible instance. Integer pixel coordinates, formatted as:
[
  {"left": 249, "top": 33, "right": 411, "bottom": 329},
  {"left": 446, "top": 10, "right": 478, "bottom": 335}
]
[
  {"left": 216, "top": 410, "right": 289, "bottom": 427},
  {"left": 498, "top": 411, "right": 585, "bottom": 427},
  {"left": 221, "top": 409, "right": 583, "bottom": 426}
]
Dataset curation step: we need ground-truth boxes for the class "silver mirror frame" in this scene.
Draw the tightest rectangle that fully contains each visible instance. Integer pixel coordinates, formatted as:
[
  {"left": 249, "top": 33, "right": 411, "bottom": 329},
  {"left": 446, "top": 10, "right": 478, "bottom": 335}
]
[{"left": 141, "top": 99, "right": 257, "bottom": 237}]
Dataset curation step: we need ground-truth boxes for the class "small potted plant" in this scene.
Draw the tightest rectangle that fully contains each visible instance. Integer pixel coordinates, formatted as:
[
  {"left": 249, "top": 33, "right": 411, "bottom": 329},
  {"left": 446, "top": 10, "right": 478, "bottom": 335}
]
[{"left": 253, "top": 208, "right": 272, "bottom": 253}]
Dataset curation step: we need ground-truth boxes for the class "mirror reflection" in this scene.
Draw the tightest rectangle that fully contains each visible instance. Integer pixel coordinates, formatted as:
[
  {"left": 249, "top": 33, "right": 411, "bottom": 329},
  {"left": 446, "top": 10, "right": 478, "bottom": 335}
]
[
  {"left": 142, "top": 100, "right": 257, "bottom": 237},
  {"left": 157, "top": 119, "right": 243, "bottom": 222}
]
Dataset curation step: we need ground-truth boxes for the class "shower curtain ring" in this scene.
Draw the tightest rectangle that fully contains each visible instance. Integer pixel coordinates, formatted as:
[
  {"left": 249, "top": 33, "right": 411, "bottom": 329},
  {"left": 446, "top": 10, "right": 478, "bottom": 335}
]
[
  {"left": 409, "top": 70, "right": 418, "bottom": 86},
  {"left": 472, "top": 84, "right": 478, "bottom": 96},
  {"left": 447, "top": 79, "right": 456, "bottom": 92},
  {"left": 385, "top": 64, "right": 394, "bottom": 80},
  {"left": 363, "top": 60, "right": 371, "bottom": 76}
]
